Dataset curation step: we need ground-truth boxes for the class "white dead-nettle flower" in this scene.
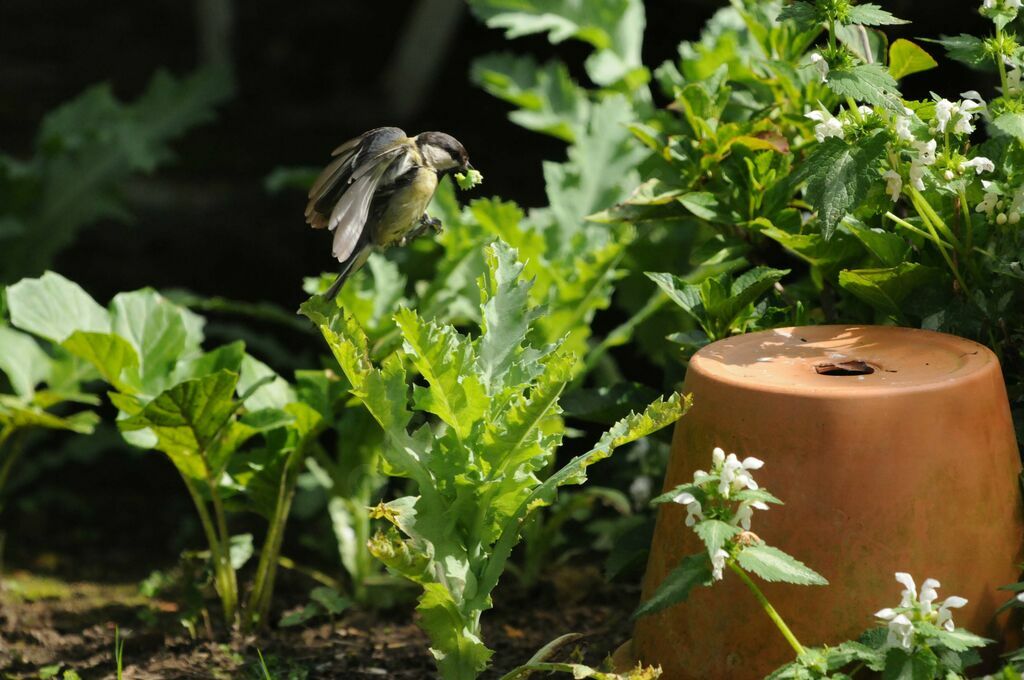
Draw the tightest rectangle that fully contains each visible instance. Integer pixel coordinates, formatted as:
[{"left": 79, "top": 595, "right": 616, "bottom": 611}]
[
  {"left": 718, "top": 452, "right": 764, "bottom": 499},
  {"left": 934, "top": 97, "right": 984, "bottom": 135},
  {"left": 914, "top": 139, "right": 937, "bottom": 166},
  {"left": 711, "top": 548, "right": 730, "bottom": 581},
  {"left": 944, "top": 169, "right": 956, "bottom": 181},
  {"left": 977, "top": 181, "right": 999, "bottom": 216},
  {"left": 918, "top": 578, "right": 941, "bottom": 614},
  {"left": 672, "top": 491, "right": 704, "bottom": 527},
  {"left": 935, "top": 98, "right": 956, "bottom": 132},
  {"left": 732, "top": 500, "right": 770, "bottom": 531},
  {"left": 630, "top": 475, "right": 653, "bottom": 505},
  {"left": 894, "top": 108, "right": 915, "bottom": 141},
  {"left": 961, "top": 156, "right": 996, "bottom": 174},
  {"left": 810, "top": 52, "right": 829, "bottom": 83},
  {"left": 875, "top": 609, "right": 916, "bottom": 651},
  {"left": 883, "top": 169, "right": 903, "bottom": 202},
  {"left": 805, "top": 108, "right": 845, "bottom": 143},
  {"left": 1017, "top": 592, "right": 1024, "bottom": 603},
  {"left": 909, "top": 162, "right": 928, "bottom": 191},
  {"left": 895, "top": 572, "right": 918, "bottom": 607},
  {"left": 936, "top": 595, "right": 968, "bottom": 631}
]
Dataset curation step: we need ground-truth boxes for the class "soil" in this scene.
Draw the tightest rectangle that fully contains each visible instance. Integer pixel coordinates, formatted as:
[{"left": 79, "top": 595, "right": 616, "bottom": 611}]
[{"left": 0, "top": 564, "right": 639, "bottom": 679}]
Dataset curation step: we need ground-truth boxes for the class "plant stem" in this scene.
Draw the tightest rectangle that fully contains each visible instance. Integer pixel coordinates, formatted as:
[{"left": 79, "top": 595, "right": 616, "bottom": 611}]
[
  {"left": 182, "top": 475, "right": 237, "bottom": 625},
  {"left": 884, "top": 212, "right": 953, "bottom": 249},
  {"left": 828, "top": 18, "right": 837, "bottom": 52},
  {"left": 909, "top": 190, "right": 971, "bottom": 293},
  {"left": 0, "top": 426, "right": 21, "bottom": 503},
  {"left": 728, "top": 561, "right": 805, "bottom": 657},
  {"left": 997, "top": 28, "right": 1009, "bottom": 94},
  {"left": 207, "top": 477, "right": 238, "bottom": 625}
]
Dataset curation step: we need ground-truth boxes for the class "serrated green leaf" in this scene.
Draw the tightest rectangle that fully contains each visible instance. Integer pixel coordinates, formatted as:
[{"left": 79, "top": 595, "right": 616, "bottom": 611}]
[
  {"left": 929, "top": 35, "right": 989, "bottom": 69},
  {"left": 633, "top": 552, "right": 711, "bottom": 618},
  {"left": 695, "top": 520, "right": 739, "bottom": 557},
  {"left": 827, "top": 64, "right": 901, "bottom": 110},
  {"left": 845, "top": 4, "right": 908, "bottom": 26},
  {"left": 993, "top": 113, "right": 1024, "bottom": 141},
  {"left": 777, "top": 1, "right": 820, "bottom": 27},
  {"left": 793, "top": 132, "right": 889, "bottom": 239},
  {"left": 395, "top": 307, "right": 487, "bottom": 440},
  {"left": 477, "top": 241, "right": 539, "bottom": 394},
  {"left": 8, "top": 271, "right": 110, "bottom": 342},
  {"left": 736, "top": 544, "right": 828, "bottom": 585},
  {"left": 889, "top": 39, "right": 937, "bottom": 81},
  {"left": 418, "top": 583, "right": 493, "bottom": 678}
]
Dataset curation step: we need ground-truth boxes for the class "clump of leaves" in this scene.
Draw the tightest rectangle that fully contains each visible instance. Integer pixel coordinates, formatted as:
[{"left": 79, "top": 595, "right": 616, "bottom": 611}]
[
  {"left": 0, "top": 66, "right": 233, "bottom": 283},
  {"left": 6, "top": 272, "right": 322, "bottom": 631},
  {"left": 303, "top": 241, "right": 686, "bottom": 680}
]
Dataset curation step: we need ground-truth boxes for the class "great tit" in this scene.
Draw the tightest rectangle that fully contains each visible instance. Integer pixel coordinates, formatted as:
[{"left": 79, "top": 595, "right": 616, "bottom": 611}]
[{"left": 305, "top": 126, "right": 471, "bottom": 298}]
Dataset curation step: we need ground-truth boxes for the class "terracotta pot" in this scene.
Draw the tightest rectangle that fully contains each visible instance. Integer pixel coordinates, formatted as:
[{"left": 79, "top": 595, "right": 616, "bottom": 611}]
[{"left": 633, "top": 325, "right": 1023, "bottom": 679}]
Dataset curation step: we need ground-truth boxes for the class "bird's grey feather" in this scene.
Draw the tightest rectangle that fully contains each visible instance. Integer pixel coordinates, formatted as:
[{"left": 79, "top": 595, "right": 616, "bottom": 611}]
[{"left": 329, "top": 154, "right": 398, "bottom": 262}]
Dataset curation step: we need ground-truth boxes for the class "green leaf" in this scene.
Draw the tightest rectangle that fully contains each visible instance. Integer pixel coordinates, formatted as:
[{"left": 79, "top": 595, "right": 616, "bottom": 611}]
[
  {"left": 827, "top": 64, "right": 901, "bottom": 110},
  {"left": 695, "top": 519, "right": 740, "bottom": 557},
  {"left": 838, "top": 263, "right": 940, "bottom": 320},
  {"left": 679, "top": 192, "right": 726, "bottom": 221},
  {"left": 119, "top": 370, "right": 240, "bottom": 480},
  {"left": 229, "top": 533, "right": 254, "bottom": 570},
  {"left": 777, "top": 1, "right": 820, "bottom": 27},
  {"left": 395, "top": 307, "right": 487, "bottom": 440},
  {"left": 993, "top": 113, "right": 1024, "bottom": 141},
  {"left": 793, "top": 132, "right": 889, "bottom": 239},
  {"left": 468, "top": 0, "right": 646, "bottom": 87},
  {"left": 7, "top": 271, "right": 110, "bottom": 342},
  {"left": 845, "top": 4, "right": 908, "bottom": 26},
  {"left": 471, "top": 54, "right": 588, "bottom": 142},
  {"left": 889, "top": 39, "right": 938, "bottom": 81},
  {"left": 633, "top": 553, "right": 711, "bottom": 618},
  {"left": 477, "top": 241, "right": 539, "bottom": 394},
  {"left": 110, "top": 289, "right": 199, "bottom": 395},
  {"left": 929, "top": 35, "right": 989, "bottom": 69},
  {"left": 61, "top": 331, "right": 139, "bottom": 393},
  {"left": 882, "top": 647, "right": 938, "bottom": 680},
  {"left": 844, "top": 218, "right": 908, "bottom": 267},
  {"left": 238, "top": 354, "right": 295, "bottom": 411},
  {"left": 0, "top": 325, "right": 50, "bottom": 398},
  {"left": 417, "top": 583, "right": 493, "bottom": 678},
  {"left": 736, "top": 544, "right": 828, "bottom": 585}
]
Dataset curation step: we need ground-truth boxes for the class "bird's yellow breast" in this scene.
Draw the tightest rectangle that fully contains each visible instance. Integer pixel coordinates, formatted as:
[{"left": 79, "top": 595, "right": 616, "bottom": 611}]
[{"left": 374, "top": 168, "right": 438, "bottom": 247}]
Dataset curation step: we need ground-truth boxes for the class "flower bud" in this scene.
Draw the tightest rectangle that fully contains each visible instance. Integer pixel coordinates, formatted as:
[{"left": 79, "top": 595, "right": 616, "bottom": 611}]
[
  {"left": 1010, "top": 211, "right": 1021, "bottom": 224},
  {"left": 944, "top": 169, "right": 955, "bottom": 181},
  {"left": 997, "top": 212, "right": 1008, "bottom": 225}
]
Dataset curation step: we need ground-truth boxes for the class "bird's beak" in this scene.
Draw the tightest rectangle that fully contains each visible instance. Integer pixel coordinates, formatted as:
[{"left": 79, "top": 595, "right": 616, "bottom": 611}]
[{"left": 465, "top": 161, "right": 474, "bottom": 172}]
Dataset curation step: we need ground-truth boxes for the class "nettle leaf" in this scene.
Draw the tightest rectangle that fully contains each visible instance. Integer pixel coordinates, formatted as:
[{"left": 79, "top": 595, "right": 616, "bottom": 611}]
[
  {"left": 0, "top": 325, "right": 50, "bottom": 398},
  {"left": 827, "top": 64, "right": 901, "bottom": 110},
  {"left": 471, "top": 54, "right": 589, "bottom": 142},
  {"left": 882, "top": 647, "right": 938, "bottom": 680},
  {"left": 633, "top": 552, "right": 711, "bottom": 618},
  {"left": 993, "top": 113, "right": 1024, "bottom": 141},
  {"left": 930, "top": 34, "right": 990, "bottom": 69},
  {"left": 7, "top": 271, "right": 110, "bottom": 343},
  {"left": 695, "top": 519, "right": 739, "bottom": 557},
  {"left": 777, "top": 1, "right": 820, "bottom": 27},
  {"left": 793, "top": 132, "right": 889, "bottom": 239},
  {"left": 888, "top": 39, "right": 937, "bottom": 81},
  {"left": 119, "top": 369, "right": 240, "bottom": 480},
  {"left": 395, "top": 308, "right": 487, "bottom": 440},
  {"left": 736, "top": 544, "right": 828, "bottom": 585},
  {"left": 845, "top": 4, "right": 908, "bottom": 27},
  {"left": 838, "top": 263, "right": 941, "bottom": 320}
]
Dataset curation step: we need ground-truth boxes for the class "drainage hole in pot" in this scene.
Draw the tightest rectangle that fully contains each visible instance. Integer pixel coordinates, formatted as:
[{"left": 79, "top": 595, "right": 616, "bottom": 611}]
[{"left": 815, "top": 360, "right": 875, "bottom": 376}]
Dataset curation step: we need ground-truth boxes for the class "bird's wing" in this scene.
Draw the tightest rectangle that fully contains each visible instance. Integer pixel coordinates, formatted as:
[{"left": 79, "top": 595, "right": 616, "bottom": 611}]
[
  {"left": 329, "top": 146, "right": 406, "bottom": 262},
  {"left": 306, "top": 127, "right": 407, "bottom": 229}
]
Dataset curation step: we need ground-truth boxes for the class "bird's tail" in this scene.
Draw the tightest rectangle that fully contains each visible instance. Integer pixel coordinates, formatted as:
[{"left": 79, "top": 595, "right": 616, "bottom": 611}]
[{"left": 322, "top": 248, "right": 363, "bottom": 300}]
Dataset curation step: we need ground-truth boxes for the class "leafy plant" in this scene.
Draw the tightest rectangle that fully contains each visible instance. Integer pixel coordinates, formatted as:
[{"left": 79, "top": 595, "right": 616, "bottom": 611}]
[
  {"left": 0, "top": 66, "right": 233, "bottom": 283},
  {"left": 6, "top": 272, "right": 323, "bottom": 631},
  {"left": 303, "top": 241, "right": 686, "bottom": 680}
]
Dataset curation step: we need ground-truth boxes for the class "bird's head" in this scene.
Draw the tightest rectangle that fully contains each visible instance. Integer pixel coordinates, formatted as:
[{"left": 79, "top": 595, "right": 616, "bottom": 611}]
[{"left": 416, "top": 131, "right": 471, "bottom": 176}]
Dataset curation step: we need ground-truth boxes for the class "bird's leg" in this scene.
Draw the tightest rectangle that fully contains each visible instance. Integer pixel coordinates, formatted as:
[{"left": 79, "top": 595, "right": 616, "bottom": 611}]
[{"left": 399, "top": 214, "right": 443, "bottom": 247}]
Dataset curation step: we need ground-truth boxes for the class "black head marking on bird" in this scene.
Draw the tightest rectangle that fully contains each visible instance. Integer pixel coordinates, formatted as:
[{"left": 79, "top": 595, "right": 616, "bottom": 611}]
[{"left": 416, "top": 131, "right": 470, "bottom": 174}]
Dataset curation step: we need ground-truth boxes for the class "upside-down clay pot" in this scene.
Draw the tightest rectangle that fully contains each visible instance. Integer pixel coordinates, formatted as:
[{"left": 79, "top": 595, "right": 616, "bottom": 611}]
[{"left": 631, "top": 325, "right": 1023, "bottom": 679}]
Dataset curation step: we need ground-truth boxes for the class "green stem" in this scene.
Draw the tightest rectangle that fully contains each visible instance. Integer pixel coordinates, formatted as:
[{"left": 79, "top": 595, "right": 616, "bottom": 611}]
[
  {"left": 182, "top": 475, "right": 237, "bottom": 625},
  {"left": 246, "top": 475, "right": 296, "bottom": 630},
  {"left": 0, "top": 426, "right": 21, "bottom": 501},
  {"left": 884, "top": 212, "right": 953, "bottom": 250},
  {"left": 997, "top": 28, "right": 1009, "bottom": 94},
  {"left": 207, "top": 477, "right": 238, "bottom": 625},
  {"left": 728, "top": 561, "right": 805, "bottom": 657},
  {"left": 827, "top": 17, "right": 837, "bottom": 52},
  {"left": 910, "top": 187, "right": 962, "bottom": 251},
  {"left": 909, "top": 190, "right": 971, "bottom": 294}
]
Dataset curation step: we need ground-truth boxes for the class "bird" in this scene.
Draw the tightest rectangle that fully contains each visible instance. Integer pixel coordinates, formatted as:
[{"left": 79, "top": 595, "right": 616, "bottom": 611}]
[{"left": 305, "top": 127, "right": 471, "bottom": 299}]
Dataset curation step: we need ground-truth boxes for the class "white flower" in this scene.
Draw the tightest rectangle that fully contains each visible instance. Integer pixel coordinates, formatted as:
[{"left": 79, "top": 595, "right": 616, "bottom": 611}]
[
  {"left": 961, "top": 156, "right": 995, "bottom": 174},
  {"left": 909, "top": 161, "right": 928, "bottom": 191},
  {"left": 1008, "top": 68, "right": 1022, "bottom": 96},
  {"left": 935, "top": 99, "right": 956, "bottom": 132},
  {"left": 936, "top": 595, "right": 968, "bottom": 631},
  {"left": 806, "top": 108, "right": 845, "bottom": 142},
  {"left": 732, "top": 500, "right": 769, "bottom": 531},
  {"left": 711, "top": 548, "right": 730, "bottom": 581},
  {"left": 672, "top": 491, "right": 704, "bottom": 527},
  {"left": 934, "top": 97, "right": 984, "bottom": 135},
  {"left": 810, "top": 52, "right": 829, "bottom": 83},
  {"left": 693, "top": 469, "right": 712, "bottom": 485},
  {"left": 918, "top": 578, "right": 941, "bottom": 614},
  {"left": 712, "top": 447, "right": 726, "bottom": 467},
  {"left": 894, "top": 110, "right": 915, "bottom": 141},
  {"left": 1016, "top": 592, "right": 1024, "bottom": 603},
  {"left": 977, "top": 181, "right": 999, "bottom": 215},
  {"left": 630, "top": 475, "right": 653, "bottom": 505},
  {"left": 718, "top": 453, "right": 764, "bottom": 498},
  {"left": 895, "top": 572, "right": 918, "bottom": 607},
  {"left": 888, "top": 613, "right": 916, "bottom": 650},
  {"left": 944, "top": 169, "right": 956, "bottom": 181},
  {"left": 883, "top": 169, "right": 903, "bottom": 201},
  {"left": 914, "top": 139, "right": 937, "bottom": 166}
]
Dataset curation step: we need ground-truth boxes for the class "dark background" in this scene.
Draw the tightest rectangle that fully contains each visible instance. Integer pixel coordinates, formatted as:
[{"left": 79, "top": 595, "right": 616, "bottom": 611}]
[{"left": 0, "top": 0, "right": 995, "bottom": 572}]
